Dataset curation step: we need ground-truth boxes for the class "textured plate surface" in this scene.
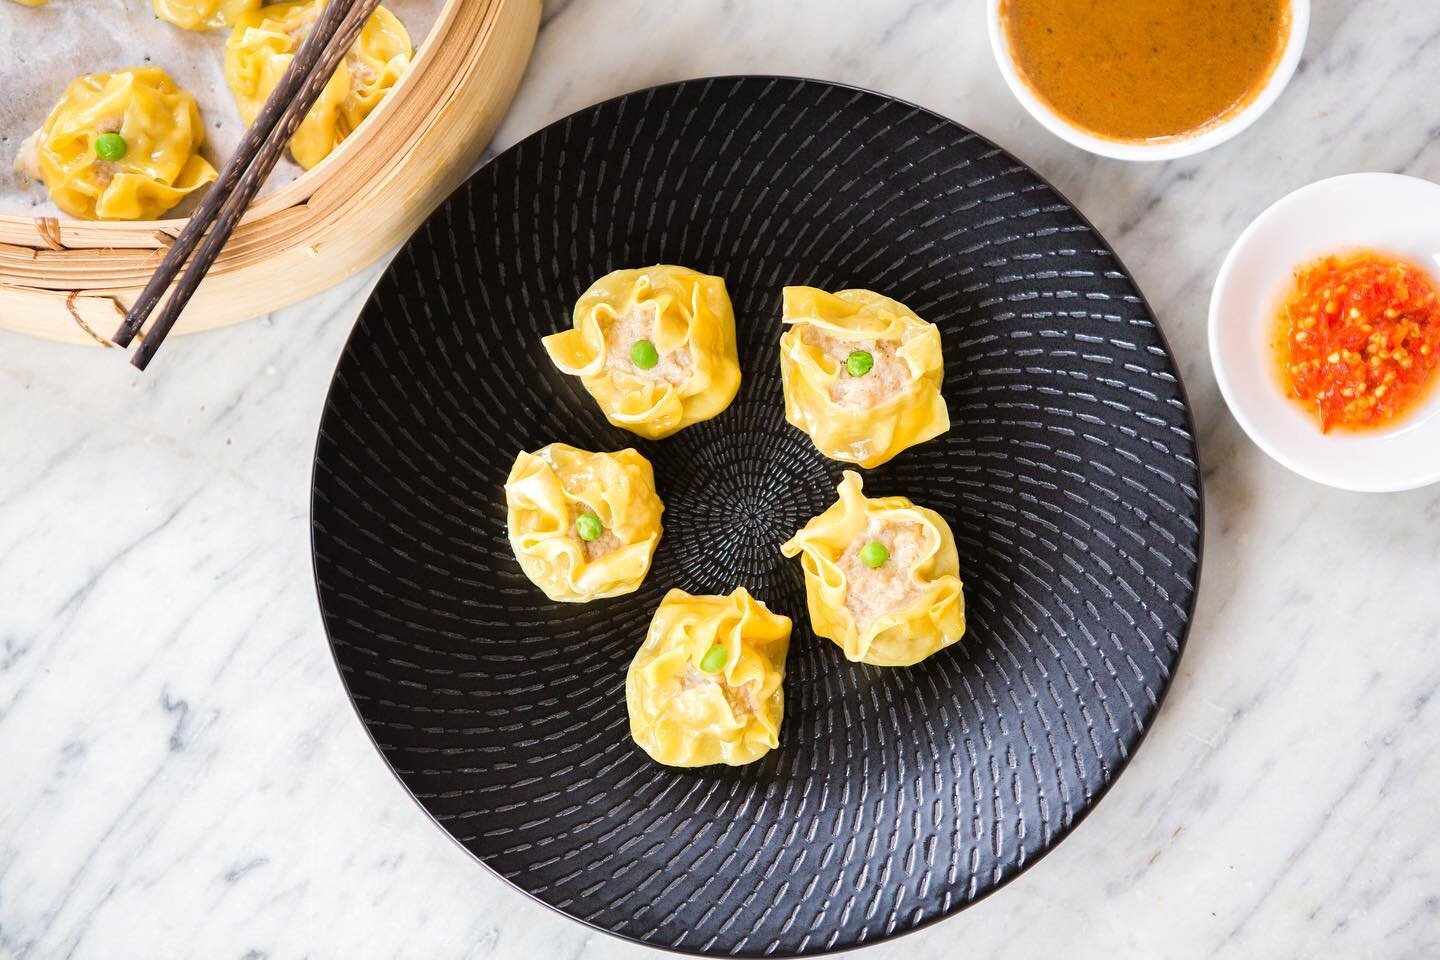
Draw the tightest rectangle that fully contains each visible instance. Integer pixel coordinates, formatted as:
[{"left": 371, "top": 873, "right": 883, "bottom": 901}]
[{"left": 312, "top": 77, "right": 1203, "bottom": 956}]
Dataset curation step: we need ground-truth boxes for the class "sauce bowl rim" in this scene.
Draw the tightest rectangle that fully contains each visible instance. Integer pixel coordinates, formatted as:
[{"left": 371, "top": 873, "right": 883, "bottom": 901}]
[
  {"left": 1208, "top": 172, "right": 1440, "bottom": 493},
  {"left": 986, "top": 0, "right": 1311, "bottom": 162}
]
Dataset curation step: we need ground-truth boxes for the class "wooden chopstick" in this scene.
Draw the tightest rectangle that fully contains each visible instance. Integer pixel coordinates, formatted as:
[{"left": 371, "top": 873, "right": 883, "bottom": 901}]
[
  {"left": 113, "top": 0, "right": 364, "bottom": 349},
  {"left": 115, "top": 0, "right": 384, "bottom": 369}
]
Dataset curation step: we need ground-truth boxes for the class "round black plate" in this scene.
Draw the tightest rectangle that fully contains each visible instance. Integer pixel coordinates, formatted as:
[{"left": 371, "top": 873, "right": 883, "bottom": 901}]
[{"left": 312, "top": 77, "right": 1203, "bottom": 956}]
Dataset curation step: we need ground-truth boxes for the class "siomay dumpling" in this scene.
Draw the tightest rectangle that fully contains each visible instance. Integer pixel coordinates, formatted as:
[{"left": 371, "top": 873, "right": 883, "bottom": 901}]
[
  {"left": 781, "top": 471, "right": 964, "bottom": 667},
  {"left": 15, "top": 68, "right": 217, "bottom": 221},
  {"left": 627, "top": 587, "right": 792, "bottom": 767},
  {"left": 543, "top": 265, "right": 742, "bottom": 440},
  {"left": 153, "top": 0, "right": 259, "bottom": 31},
  {"left": 779, "top": 286, "right": 949, "bottom": 468},
  {"left": 505, "top": 443, "right": 664, "bottom": 603},
  {"left": 225, "top": 0, "right": 411, "bottom": 169}
]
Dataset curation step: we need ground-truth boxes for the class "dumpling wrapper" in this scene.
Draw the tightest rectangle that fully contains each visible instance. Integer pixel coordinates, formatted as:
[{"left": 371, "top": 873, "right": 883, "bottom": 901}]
[
  {"left": 543, "top": 265, "right": 741, "bottom": 440},
  {"left": 627, "top": 587, "right": 791, "bottom": 767},
  {"left": 153, "top": 0, "right": 258, "bottom": 31},
  {"left": 225, "top": 0, "right": 411, "bottom": 170},
  {"left": 781, "top": 471, "right": 964, "bottom": 667},
  {"left": 779, "top": 286, "right": 949, "bottom": 468},
  {"left": 16, "top": 68, "right": 217, "bottom": 221},
  {"left": 505, "top": 443, "right": 663, "bottom": 603}
]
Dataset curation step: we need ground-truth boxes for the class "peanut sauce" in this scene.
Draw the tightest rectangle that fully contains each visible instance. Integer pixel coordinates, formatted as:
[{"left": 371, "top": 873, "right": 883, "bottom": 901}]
[{"left": 1000, "top": 0, "right": 1291, "bottom": 143}]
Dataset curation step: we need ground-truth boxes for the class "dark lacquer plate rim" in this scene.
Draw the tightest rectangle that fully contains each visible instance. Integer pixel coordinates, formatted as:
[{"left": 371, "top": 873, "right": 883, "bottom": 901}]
[{"left": 310, "top": 74, "right": 1206, "bottom": 957}]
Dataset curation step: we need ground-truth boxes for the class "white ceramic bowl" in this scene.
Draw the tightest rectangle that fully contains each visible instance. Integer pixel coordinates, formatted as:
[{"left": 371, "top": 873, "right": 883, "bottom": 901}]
[
  {"left": 1209, "top": 173, "right": 1440, "bottom": 493},
  {"left": 986, "top": 0, "right": 1310, "bottom": 162}
]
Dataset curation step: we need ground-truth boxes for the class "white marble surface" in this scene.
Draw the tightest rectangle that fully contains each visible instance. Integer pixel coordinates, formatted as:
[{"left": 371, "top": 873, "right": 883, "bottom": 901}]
[{"left": 3, "top": 2, "right": 1439, "bottom": 957}]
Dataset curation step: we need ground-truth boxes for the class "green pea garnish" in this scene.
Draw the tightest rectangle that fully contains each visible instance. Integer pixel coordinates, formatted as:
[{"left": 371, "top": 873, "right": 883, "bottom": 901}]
[
  {"left": 860, "top": 541, "right": 889, "bottom": 568},
  {"left": 699, "top": 643, "right": 727, "bottom": 674},
  {"left": 574, "top": 513, "right": 603, "bottom": 542},
  {"left": 845, "top": 349, "right": 874, "bottom": 377},
  {"left": 94, "top": 132, "right": 127, "bottom": 162},
  {"left": 630, "top": 339, "right": 660, "bottom": 370}
]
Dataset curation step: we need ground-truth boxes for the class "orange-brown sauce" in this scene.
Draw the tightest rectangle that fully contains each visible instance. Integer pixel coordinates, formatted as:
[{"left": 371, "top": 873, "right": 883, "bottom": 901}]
[{"left": 1000, "top": 0, "right": 1291, "bottom": 143}]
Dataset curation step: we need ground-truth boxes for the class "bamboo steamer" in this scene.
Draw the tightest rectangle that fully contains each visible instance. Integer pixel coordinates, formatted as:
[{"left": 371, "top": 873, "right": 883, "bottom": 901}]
[{"left": 0, "top": 0, "right": 539, "bottom": 345}]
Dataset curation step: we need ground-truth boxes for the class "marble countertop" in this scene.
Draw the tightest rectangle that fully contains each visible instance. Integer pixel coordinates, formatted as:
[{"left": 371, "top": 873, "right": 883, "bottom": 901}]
[{"left": 4, "top": 1, "right": 1439, "bottom": 957}]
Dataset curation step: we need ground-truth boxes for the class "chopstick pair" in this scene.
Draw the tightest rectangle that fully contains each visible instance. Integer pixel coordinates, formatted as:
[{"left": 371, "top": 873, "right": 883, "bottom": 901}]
[{"left": 113, "top": 0, "right": 384, "bottom": 370}]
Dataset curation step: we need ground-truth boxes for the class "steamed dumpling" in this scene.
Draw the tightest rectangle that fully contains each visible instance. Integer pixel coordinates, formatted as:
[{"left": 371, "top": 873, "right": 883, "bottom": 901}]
[
  {"left": 505, "top": 443, "right": 664, "bottom": 603},
  {"left": 14, "top": 68, "right": 217, "bottom": 220},
  {"left": 154, "top": 0, "right": 259, "bottom": 31},
  {"left": 627, "top": 587, "right": 791, "bottom": 767},
  {"left": 543, "top": 265, "right": 742, "bottom": 440},
  {"left": 781, "top": 471, "right": 964, "bottom": 667},
  {"left": 779, "top": 286, "right": 949, "bottom": 468},
  {"left": 225, "top": 0, "right": 411, "bottom": 169}
]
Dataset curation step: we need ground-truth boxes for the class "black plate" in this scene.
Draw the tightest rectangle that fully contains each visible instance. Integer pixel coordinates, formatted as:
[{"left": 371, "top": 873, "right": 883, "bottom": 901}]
[{"left": 312, "top": 77, "right": 1203, "bottom": 956}]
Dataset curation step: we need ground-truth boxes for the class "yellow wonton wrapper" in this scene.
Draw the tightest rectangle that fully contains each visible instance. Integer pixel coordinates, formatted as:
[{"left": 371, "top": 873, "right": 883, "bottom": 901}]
[
  {"left": 781, "top": 471, "right": 965, "bottom": 667},
  {"left": 505, "top": 443, "right": 663, "bottom": 603},
  {"left": 154, "top": 0, "right": 259, "bottom": 31},
  {"left": 225, "top": 0, "right": 411, "bottom": 169},
  {"left": 627, "top": 588, "right": 792, "bottom": 767},
  {"left": 18, "top": 68, "right": 217, "bottom": 221},
  {"left": 543, "top": 266, "right": 742, "bottom": 440},
  {"left": 779, "top": 286, "right": 949, "bottom": 469}
]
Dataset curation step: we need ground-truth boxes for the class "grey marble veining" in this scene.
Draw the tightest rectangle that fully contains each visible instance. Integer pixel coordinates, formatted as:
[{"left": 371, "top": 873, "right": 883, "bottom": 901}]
[{"left": 2, "top": 1, "right": 1439, "bottom": 957}]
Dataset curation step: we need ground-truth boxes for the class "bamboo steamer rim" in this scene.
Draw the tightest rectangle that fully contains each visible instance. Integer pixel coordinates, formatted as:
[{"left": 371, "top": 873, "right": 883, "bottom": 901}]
[{"left": 0, "top": 0, "right": 539, "bottom": 345}]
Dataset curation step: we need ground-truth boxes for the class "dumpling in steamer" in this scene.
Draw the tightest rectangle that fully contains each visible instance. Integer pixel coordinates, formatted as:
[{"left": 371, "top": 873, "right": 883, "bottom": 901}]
[
  {"left": 505, "top": 443, "right": 664, "bottom": 603},
  {"left": 225, "top": 0, "right": 411, "bottom": 169},
  {"left": 779, "top": 286, "right": 949, "bottom": 468},
  {"left": 543, "top": 265, "right": 742, "bottom": 440},
  {"left": 14, "top": 68, "right": 217, "bottom": 221},
  {"left": 153, "top": 0, "right": 259, "bottom": 31},
  {"left": 627, "top": 588, "right": 792, "bottom": 767},
  {"left": 781, "top": 471, "right": 964, "bottom": 667}
]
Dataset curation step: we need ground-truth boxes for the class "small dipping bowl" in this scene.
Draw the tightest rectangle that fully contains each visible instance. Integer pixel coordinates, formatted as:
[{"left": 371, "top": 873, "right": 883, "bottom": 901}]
[
  {"left": 1210, "top": 173, "right": 1440, "bottom": 493},
  {"left": 986, "top": 0, "right": 1310, "bottom": 162}
]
